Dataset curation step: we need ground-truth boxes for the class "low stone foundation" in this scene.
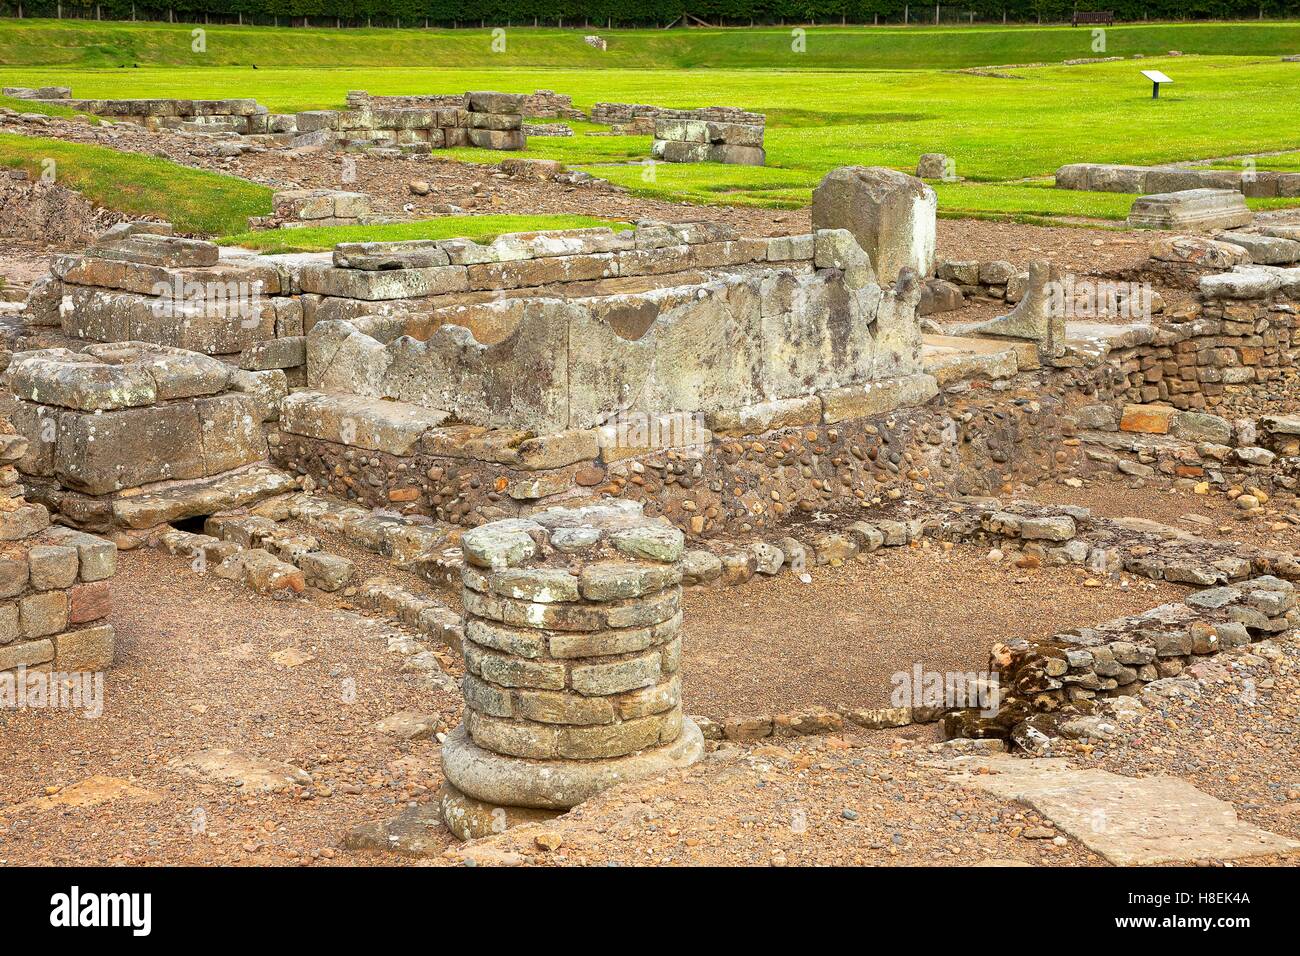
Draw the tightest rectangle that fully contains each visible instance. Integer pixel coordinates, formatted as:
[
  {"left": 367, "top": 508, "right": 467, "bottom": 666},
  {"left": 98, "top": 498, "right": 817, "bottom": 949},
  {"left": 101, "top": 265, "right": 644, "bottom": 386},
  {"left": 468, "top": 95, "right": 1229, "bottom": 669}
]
[
  {"left": 1056, "top": 161, "right": 1300, "bottom": 199},
  {"left": 299, "top": 90, "right": 526, "bottom": 154},
  {"left": 651, "top": 111, "right": 765, "bottom": 166},
  {"left": 1127, "top": 188, "right": 1253, "bottom": 231}
]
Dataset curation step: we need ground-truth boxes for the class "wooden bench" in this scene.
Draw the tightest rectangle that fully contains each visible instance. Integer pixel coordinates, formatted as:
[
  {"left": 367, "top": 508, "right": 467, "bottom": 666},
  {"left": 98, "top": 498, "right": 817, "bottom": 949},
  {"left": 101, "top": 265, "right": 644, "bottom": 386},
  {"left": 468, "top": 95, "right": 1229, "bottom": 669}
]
[{"left": 1072, "top": 11, "right": 1115, "bottom": 26}]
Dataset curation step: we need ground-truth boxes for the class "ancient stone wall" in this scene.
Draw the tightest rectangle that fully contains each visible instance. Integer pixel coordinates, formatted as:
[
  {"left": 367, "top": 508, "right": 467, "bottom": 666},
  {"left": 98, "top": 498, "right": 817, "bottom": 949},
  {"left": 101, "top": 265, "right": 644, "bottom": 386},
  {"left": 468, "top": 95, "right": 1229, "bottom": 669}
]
[
  {"left": 1057, "top": 162, "right": 1300, "bottom": 199},
  {"left": 4, "top": 87, "right": 530, "bottom": 155},
  {"left": 3, "top": 342, "right": 293, "bottom": 532},
  {"left": 591, "top": 102, "right": 763, "bottom": 127},
  {"left": 268, "top": 374, "right": 1063, "bottom": 539},
  {"left": 651, "top": 114, "right": 765, "bottom": 166},
  {"left": 5, "top": 87, "right": 289, "bottom": 138},
  {"left": 299, "top": 224, "right": 924, "bottom": 435},
  {"left": 0, "top": 420, "right": 118, "bottom": 678},
  {"left": 298, "top": 90, "right": 527, "bottom": 154}
]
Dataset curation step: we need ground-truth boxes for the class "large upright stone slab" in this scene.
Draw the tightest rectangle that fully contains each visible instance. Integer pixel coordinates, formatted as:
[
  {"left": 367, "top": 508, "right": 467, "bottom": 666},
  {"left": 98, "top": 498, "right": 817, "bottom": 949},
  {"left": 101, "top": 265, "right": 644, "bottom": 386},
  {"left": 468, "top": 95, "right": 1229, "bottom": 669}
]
[
  {"left": 440, "top": 501, "right": 703, "bottom": 839},
  {"left": 961, "top": 260, "right": 1066, "bottom": 359},
  {"left": 1127, "top": 188, "right": 1253, "bottom": 231},
  {"left": 811, "top": 166, "right": 936, "bottom": 285}
]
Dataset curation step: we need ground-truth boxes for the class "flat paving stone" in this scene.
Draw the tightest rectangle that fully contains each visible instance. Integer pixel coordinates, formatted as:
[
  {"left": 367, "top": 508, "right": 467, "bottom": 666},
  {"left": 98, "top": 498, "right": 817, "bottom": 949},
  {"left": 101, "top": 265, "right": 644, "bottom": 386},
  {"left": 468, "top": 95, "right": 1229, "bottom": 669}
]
[{"left": 936, "top": 755, "right": 1300, "bottom": 865}]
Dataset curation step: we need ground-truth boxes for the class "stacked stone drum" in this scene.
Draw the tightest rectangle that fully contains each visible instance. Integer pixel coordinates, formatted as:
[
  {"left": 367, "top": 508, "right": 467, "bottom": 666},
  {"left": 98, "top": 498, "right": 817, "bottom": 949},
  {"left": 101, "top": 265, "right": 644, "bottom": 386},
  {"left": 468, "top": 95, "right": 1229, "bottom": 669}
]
[{"left": 439, "top": 500, "right": 703, "bottom": 839}]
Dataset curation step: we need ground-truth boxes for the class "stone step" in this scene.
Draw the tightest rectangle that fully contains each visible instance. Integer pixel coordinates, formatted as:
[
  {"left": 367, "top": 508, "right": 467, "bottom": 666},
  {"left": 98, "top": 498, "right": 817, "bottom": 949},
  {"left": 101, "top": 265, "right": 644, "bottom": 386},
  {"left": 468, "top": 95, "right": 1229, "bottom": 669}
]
[
  {"left": 922, "top": 334, "right": 1020, "bottom": 386},
  {"left": 279, "top": 390, "right": 450, "bottom": 456}
]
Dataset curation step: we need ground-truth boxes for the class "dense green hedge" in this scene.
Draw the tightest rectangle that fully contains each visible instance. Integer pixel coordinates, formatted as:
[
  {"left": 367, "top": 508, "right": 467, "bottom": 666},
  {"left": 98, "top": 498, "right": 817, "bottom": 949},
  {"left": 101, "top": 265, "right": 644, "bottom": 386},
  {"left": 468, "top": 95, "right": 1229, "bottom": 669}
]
[{"left": 1, "top": 0, "right": 1296, "bottom": 27}]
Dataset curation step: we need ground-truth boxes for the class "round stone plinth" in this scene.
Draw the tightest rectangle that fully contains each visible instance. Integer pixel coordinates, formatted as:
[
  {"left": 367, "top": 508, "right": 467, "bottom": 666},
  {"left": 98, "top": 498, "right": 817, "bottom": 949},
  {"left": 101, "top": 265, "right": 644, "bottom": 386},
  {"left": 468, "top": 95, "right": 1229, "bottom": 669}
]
[
  {"left": 437, "top": 782, "right": 561, "bottom": 841},
  {"left": 441, "top": 718, "right": 705, "bottom": 813}
]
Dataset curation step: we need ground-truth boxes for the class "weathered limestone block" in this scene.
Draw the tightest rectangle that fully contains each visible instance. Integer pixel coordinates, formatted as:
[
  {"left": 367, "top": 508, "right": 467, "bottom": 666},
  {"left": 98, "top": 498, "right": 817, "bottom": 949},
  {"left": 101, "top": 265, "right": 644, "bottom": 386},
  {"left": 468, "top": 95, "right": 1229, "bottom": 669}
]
[
  {"left": 279, "top": 391, "right": 450, "bottom": 456},
  {"left": 441, "top": 501, "right": 702, "bottom": 839},
  {"left": 811, "top": 166, "right": 937, "bottom": 285},
  {"left": 87, "top": 234, "right": 218, "bottom": 269},
  {"left": 300, "top": 264, "right": 468, "bottom": 300},
  {"left": 467, "top": 91, "right": 525, "bottom": 114},
  {"left": 916, "top": 153, "right": 949, "bottom": 178},
  {"left": 820, "top": 372, "right": 938, "bottom": 425},
  {"left": 23, "top": 274, "right": 64, "bottom": 327},
  {"left": 5, "top": 345, "right": 267, "bottom": 496},
  {"left": 332, "top": 241, "right": 450, "bottom": 271},
  {"left": 1127, "top": 189, "right": 1253, "bottom": 231},
  {"left": 1217, "top": 231, "right": 1300, "bottom": 265}
]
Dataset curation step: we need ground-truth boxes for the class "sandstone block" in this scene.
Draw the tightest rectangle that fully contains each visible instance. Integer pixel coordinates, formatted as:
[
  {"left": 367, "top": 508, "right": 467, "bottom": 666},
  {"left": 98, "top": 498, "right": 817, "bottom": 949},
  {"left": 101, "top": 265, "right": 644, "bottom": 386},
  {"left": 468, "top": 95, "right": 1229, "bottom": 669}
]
[
  {"left": 0, "top": 638, "right": 54, "bottom": 671},
  {"left": 69, "top": 580, "right": 112, "bottom": 624},
  {"left": 19, "top": 589, "right": 68, "bottom": 638},
  {"left": 1120, "top": 403, "right": 1176, "bottom": 434},
  {"left": 28, "top": 545, "right": 79, "bottom": 590},
  {"left": 53, "top": 624, "right": 114, "bottom": 671}
]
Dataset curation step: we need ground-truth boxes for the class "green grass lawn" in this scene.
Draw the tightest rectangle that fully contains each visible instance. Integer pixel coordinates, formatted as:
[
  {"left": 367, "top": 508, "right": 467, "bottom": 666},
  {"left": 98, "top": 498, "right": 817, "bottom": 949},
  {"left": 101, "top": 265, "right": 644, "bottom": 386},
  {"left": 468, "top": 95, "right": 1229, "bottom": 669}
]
[
  {"left": 0, "top": 134, "right": 270, "bottom": 234},
  {"left": 6, "top": 55, "right": 1299, "bottom": 183},
  {"left": 2, "top": 20, "right": 1299, "bottom": 71},
  {"left": 3, "top": 19, "right": 1299, "bottom": 222},
  {"left": 218, "top": 214, "right": 633, "bottom": 253},
  {"left": 1204, "top": 150, "right": 1300, "bottom": 172}
]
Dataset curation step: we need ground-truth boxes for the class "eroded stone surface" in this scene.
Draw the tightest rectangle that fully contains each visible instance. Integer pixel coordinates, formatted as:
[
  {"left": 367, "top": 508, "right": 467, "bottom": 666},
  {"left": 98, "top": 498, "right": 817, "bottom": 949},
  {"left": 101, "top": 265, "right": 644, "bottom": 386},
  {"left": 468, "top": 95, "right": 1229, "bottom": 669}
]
[{"left": 941, "top": 755, "right": 1300, "bottom": 865}]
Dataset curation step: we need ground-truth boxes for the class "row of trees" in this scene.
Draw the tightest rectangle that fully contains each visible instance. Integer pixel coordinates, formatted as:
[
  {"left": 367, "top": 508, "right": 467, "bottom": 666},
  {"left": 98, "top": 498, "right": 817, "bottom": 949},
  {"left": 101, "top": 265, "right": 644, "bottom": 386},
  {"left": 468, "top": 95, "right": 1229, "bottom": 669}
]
[{"left": 0, "top": 0, "right": 1293, "bottom": 26}]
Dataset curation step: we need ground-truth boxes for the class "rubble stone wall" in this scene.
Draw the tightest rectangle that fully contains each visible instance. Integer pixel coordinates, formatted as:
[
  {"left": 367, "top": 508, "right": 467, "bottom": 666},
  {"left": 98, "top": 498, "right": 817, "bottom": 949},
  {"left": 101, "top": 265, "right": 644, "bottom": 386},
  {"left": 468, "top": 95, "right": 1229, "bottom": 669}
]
[
  {"left": 932, "top": 499, "right": 1300, "bottom": 747},
  {"left": 269, "top": 377, "right": 1061, "bottom": 537}
]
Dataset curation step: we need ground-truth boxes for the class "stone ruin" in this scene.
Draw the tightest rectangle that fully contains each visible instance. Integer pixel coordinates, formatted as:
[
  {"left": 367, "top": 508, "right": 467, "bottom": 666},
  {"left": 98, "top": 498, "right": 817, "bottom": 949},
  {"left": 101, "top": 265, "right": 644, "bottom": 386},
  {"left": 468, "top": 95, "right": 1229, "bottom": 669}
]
[
  {"left": 7, "top": 86, "right": 774, "bottom": 169},
  {"left": 4, "top": 86, "right": 531, "bottom": 156},
  {"left": 1126, "top": 188, "right": 1254, "bottom": 230},
  {"left": 300, "top": 90, "right": 527, "bottom": 155},
  {"left": 650, "top": 107, "right": 766, "bottom": 166},
  {"left": 0, "top": 417, "right": 118, "bottom": 678},
  {"left": 1057, "top": 161, "right": 1300, "bottom": 199},
  {"left": 9, "top": 162, "right": 1300, "bottom": 841},
  {"left": 440, "top": 500, "right": 701, "bottom": 838},
  {"left": 5, "top": 342, "right": 286, "bottom": 533}
]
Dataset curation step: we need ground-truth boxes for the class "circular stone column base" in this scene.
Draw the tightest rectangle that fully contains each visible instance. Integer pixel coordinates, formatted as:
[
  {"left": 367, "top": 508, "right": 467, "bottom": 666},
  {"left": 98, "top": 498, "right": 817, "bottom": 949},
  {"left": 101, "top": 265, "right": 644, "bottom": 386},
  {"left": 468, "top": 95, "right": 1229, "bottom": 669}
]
[
  {"left": 438, "top": 782, "right": 562, "bottom": 841},
  {"left": 441, "top": 718, "right": 705, "bottom": 814}
]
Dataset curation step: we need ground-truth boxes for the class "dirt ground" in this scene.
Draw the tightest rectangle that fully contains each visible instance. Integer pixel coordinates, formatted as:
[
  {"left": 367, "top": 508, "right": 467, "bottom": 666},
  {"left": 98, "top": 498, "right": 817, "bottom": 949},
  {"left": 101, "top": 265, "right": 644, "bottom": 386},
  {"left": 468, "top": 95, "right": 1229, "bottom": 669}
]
[
  {"left": 441, "top": 627, "right": 1300, "bottom": 867},
  {"left": 0, "top": 548, "right": 461, "bottom": 866},
  {"left": 681, "top": 542, "right": 1188, "bottom": 717}
]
